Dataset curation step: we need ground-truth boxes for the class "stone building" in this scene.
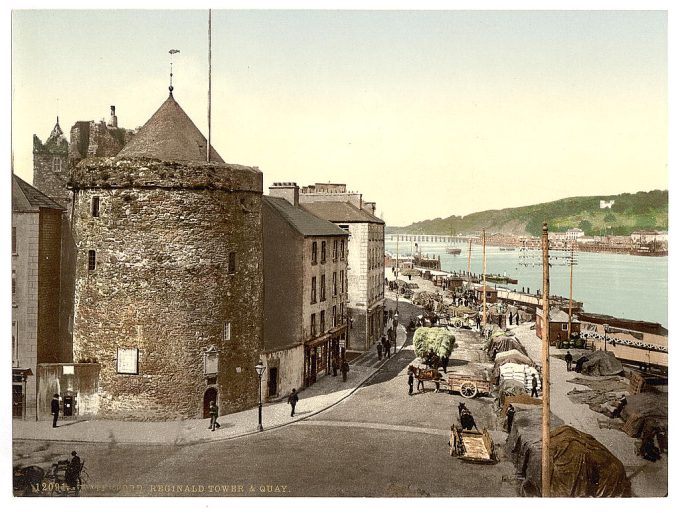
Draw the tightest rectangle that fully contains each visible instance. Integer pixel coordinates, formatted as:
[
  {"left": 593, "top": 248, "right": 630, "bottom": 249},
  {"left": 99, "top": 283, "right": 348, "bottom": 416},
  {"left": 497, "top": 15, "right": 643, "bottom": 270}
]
[
  {"left": 68, "top": 91, "right": 264, "bottom": 420},
  {"left": 34, "top": 107, "right": 135, "bottom": 214},
  {"left": 12, "top": 174, "right": 65, "bottom": 420},
  {"left": 33, "top": 108, "right": 136, "bottom": 366},
  {"left": 298, "top": 186, "right": 385, "bottom": 352},
  {"left": 262, "top": 185, "right": 350, "bottom": 396}
]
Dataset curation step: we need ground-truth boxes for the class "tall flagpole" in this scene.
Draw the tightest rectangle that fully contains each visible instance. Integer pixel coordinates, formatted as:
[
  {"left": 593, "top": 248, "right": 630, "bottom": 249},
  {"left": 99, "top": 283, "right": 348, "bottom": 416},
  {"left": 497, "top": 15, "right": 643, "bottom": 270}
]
[
  {"left": 541, "top": 222, "right": 551, "bottom": 497},
  {"left": 207, "top": 9, "right": 212, "bottom": 162}
]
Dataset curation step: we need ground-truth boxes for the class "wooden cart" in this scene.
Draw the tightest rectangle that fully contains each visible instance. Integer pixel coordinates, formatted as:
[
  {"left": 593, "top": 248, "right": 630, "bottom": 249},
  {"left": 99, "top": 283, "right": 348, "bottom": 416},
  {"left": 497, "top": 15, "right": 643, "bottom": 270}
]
[
  {"left": 447, "top": 374, "right": 492, "bottom": 399},
  {"left": 449, "top": 426, "right": 497, "bottom": 464}
]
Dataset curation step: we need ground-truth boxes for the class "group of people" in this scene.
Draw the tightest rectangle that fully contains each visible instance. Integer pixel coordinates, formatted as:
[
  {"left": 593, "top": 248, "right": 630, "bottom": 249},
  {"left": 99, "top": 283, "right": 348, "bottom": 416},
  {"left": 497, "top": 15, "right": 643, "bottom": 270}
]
[{"left": 377, "top": 335, "right": 393, "bottom": 360}]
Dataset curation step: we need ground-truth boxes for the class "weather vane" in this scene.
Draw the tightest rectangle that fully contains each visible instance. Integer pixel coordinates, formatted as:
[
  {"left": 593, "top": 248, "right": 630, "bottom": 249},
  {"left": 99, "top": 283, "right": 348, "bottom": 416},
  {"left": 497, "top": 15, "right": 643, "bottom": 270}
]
[{"left": 169, "top": 49, "right": 180, "bottom": 94}]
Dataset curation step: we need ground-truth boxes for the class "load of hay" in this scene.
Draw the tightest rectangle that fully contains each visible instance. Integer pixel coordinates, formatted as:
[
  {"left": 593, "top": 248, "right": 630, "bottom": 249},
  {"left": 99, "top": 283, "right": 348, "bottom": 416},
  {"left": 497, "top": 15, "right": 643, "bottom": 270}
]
[{"left": 413, "top": 327, "right": 457, "bottom": 358}]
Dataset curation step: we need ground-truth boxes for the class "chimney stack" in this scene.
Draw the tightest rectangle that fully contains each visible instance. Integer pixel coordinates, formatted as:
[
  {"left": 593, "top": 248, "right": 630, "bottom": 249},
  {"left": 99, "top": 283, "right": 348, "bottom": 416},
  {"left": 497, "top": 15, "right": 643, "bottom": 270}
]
[
  {"left": 108, "top": 105, "right": 118, "bottom": 128},
  {"left": 269, "top": 182, "right": 300, "bottom": 206}
]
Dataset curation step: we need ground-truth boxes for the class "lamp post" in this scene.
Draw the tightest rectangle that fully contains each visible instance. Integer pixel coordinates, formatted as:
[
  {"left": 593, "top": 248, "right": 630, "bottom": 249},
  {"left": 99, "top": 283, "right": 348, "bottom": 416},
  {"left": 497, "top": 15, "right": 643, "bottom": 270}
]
[
  {"left": 603, "top": 324, "right": 609, "bottom": 352},
  {"left": 255, "top": 361, "right": 266, "bottom": 431}
]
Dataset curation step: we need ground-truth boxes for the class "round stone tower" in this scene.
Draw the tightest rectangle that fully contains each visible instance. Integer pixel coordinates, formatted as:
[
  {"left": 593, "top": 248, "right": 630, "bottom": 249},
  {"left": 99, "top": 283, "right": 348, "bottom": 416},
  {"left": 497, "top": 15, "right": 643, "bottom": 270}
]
[{"left": 69, "top": 92, "right": 264, "bottom": 420}]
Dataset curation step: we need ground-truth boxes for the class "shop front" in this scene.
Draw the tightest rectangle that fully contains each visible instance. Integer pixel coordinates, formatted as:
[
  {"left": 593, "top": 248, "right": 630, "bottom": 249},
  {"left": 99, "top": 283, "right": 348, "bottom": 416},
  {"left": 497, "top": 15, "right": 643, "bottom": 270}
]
[{"left": 304, "top": 324, "right": 348, "bottom": 387}]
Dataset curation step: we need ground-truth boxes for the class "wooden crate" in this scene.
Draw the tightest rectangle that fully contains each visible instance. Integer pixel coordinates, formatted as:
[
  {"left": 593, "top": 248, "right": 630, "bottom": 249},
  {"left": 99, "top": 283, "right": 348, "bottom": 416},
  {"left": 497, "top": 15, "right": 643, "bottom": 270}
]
[{"left": 628, "top": 371, "right": 647, "bottom": 394}]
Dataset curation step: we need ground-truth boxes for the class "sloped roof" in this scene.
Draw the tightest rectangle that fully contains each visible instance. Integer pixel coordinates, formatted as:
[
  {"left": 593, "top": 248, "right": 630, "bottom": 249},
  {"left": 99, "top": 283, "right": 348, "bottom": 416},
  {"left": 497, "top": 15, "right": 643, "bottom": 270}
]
[
  {"left": 117, "top": 93, "right": 224, "bottom": 163},
  {"left": 264, "top": 196, "right": 349, "bottom": 237},
  {"left": 300, "top": 201, "right": 384, "bottom": 224},
  {"left": 12, "top": 174, "right": 64, "bottom": 212},
  {"left": 537, "top": 307, "right": 578, "bottom": 323}
]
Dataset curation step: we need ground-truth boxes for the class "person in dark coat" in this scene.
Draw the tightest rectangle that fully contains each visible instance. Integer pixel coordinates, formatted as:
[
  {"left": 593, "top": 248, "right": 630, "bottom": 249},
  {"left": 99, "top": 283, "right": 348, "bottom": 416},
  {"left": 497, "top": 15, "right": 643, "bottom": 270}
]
[
  {"left": 51, "top": 394, "right": 60, "bottom": 428},
  {"left": 385, "top": 338, "right": 392, "bottom": 358},
  {"left": 441, "top": 355, "right": 449, "bottom": 374},
  {"left": 287, "top": 389, "right": 299, "bottom": 417},
  {"left": 341, "top": 361, "right": 349, "bottom": 382},
  {"left": 531, "top": 374, "right": 539, "bottom": 397},
  {"left": 208, "top": 400, "right": 220, "bottom": 430},
  {"left": 65, "top": 451, "right": 81, "bottom": 488},
  {"left": 565, "top": 351, "right": 573, "bottom": 371},
  {"left": 377, "top": 337, "right": 384, "bottom": 360},
  {"left": 408, "top": 371, "right": 414, "bottom": 396},
  {"left": 506, "top": 405, "right": 516, "bottom": 433},
  {"left": 476, "top": 314, "right": 481, "bottom": 330},
  {"left": 332, "top": 356, "right": 339, "bottom": 377}
]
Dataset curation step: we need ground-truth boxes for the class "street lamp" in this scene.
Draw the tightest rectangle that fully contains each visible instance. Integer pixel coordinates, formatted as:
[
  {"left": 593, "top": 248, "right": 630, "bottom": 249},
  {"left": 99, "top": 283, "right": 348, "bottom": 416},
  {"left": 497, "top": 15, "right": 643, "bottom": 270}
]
[
  {"left": 255, "top": 361, "right": 266, "bottom": 431},
  {"left": 603, "top": 324, "right": 609, "bottom": 352}
]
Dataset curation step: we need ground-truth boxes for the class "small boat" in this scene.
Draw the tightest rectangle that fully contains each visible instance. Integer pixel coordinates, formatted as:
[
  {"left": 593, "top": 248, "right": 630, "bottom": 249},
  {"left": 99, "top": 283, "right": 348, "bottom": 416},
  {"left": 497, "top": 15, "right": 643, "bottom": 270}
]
[
  {"left": 446, "top": 247, "right": 462, "bottom": 255},
  {"left": 485, "top": 274, "right": 518, "bottom": 285}
]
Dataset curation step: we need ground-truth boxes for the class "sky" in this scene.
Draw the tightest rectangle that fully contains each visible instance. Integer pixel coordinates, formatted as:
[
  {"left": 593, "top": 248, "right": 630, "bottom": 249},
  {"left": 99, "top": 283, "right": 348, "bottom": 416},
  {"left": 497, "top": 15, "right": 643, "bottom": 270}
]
[{"left": 10, "top": 9, "right": 668, "bottom": 226}]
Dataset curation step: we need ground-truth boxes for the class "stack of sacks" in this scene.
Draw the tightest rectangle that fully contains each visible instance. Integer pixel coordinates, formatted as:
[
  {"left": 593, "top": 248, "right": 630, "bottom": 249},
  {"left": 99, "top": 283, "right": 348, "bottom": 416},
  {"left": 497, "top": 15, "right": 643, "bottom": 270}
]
[{"left": 499, "top": 362, "right": 541, "bottom": 393}]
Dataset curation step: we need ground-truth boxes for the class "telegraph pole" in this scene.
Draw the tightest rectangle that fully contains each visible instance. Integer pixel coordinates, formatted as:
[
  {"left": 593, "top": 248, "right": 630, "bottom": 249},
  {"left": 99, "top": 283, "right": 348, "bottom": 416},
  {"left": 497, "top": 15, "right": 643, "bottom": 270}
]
[
  {"left": 482, "top": 229, "right": 487, "bottom": 326},
  {"left": 467, "top": 238, "right": 472, "bottom": 290},
  {"left": 541, "top": 222, "right": 551, "bottom": 497},
  {"left": 567, "top": 244, "right": 574, "bottom": 339}
]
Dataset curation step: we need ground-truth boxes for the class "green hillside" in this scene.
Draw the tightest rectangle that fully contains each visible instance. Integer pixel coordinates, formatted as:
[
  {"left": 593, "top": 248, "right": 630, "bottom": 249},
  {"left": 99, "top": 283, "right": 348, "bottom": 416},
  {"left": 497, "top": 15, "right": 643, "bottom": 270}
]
[{"left": 388, "top": 190, "right": 668, "bottom": 237}]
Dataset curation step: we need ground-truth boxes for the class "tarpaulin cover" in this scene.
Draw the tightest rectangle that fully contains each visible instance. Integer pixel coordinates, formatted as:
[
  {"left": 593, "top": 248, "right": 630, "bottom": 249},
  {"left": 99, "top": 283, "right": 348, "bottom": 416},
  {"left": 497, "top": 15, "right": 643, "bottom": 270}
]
[
  {"left": 580, "top": 350, "right": 623, "bottom": 376},
  {"left": 620, "top": 392, "right": 668, "bottom": 438},
  {"left": 493, "top": 349, "right": 535, "bottom": 380},
  {"left": 486, "top": 335, "right": 528, "bottom": 359},
  {"left": 506, "top": 410, "right": 631, "bottom": 497}
]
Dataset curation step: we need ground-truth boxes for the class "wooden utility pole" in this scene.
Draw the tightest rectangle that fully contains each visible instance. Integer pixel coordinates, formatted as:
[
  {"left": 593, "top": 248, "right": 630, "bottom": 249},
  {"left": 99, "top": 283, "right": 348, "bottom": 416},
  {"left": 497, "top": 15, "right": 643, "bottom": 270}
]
[
  {"left": 541, "top": 222, "right": 551, "bottom": 497},
  {"left": 467, "top": 238, "right": 472, "bottom": 290},
  {"left": 567, "top": 244, "right": 574, "bottom": 339},
  {"left": 482, "top": 229, "right": 487, "bottom": 326}
]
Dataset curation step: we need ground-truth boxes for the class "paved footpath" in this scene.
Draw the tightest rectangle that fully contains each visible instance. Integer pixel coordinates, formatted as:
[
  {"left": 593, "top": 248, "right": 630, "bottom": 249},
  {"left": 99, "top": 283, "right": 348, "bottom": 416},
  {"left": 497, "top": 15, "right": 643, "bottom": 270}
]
[{"left": 12, "top": 326, "right": 408, "bottom": 447}]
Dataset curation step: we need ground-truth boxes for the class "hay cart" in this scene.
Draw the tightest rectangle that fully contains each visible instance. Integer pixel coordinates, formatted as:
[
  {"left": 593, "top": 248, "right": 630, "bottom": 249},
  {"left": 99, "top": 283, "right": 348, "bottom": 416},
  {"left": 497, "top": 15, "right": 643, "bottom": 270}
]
[
  {"left": 447, "top": 374, "right": 492, "bottom": 399},
  {"left": 449, "top": 426, "right": 497, "bottom": 463}
]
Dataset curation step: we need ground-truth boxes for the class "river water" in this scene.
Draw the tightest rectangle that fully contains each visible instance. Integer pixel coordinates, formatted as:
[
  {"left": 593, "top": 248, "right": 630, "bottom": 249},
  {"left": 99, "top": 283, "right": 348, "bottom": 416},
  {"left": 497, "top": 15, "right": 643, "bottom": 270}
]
[{"left": 385, "top": 240, "right": 668, "bottom": 328}]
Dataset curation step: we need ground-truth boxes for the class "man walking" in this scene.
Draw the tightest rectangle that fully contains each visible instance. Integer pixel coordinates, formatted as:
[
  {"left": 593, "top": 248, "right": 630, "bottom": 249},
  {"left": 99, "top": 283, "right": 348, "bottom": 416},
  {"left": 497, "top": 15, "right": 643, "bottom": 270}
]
[
  {"left": 565, "top": 351, "right": 573, "bottom": 372},
  {"left": 341, "top": 360, "right": 350, "bottom": 382},
  {"left": 377, "top": 337, "right": 384, "bottom": 360},
  {"left": 531, "top": 374, "right": 539, "bottom": 397},
  {"left": 385, "top": 338, "right": 392, "bottom": 358},
  {"left": 208, "top": 400, "right": 220, "bottom": 431},
  {"left": 287, "top": 388, "right": 299, "bottom": 417},
  {"left": 51, "top": 393, "right": 60, "bottom": 428},
  {"left": 408, "top": 371, "right": 414, "bottom": 396},
  {"left": 332, "top": 356, "right": 339, "bottom": 377}
]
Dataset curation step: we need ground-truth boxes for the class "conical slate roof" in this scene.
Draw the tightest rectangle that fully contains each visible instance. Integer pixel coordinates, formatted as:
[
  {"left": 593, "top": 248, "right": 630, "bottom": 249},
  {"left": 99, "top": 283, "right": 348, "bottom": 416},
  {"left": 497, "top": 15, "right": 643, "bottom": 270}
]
[{"left": 117, "top": 93, "right": 224, "bottom": 163}]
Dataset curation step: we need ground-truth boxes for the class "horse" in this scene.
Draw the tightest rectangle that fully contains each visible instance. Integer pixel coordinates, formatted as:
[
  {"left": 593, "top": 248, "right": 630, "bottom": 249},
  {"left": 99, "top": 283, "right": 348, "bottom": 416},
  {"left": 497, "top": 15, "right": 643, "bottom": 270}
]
[{"left": 458, "top": 402, "right": 478, "bottom": 432}]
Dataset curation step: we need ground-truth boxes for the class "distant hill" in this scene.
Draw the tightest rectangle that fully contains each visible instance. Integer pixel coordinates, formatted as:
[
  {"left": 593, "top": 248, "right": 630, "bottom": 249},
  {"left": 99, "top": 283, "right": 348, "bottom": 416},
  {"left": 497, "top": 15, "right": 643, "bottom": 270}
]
[{"left": 388, "top": 190, "right": 668, "bottom": 237}]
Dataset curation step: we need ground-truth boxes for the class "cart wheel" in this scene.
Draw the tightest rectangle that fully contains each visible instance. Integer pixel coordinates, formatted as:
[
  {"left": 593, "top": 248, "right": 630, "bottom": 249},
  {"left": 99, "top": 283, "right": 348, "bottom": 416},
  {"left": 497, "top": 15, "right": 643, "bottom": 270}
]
[
  {"left": 459, "top": 381, "right": 478, "bottom": 398},
  {"left": 454, "top": 318, "right": 463, "bottom": 328}
]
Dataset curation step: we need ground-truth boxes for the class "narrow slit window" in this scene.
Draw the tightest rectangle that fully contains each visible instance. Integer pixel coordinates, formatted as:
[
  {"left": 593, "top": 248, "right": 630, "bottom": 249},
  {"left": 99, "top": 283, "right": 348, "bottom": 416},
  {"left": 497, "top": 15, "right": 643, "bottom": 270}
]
[
  {"left": 91, "top": 196, "right": 101, "bottom": 217},
  {"left": 88, "top": 250, "right": 96, "bottom": 271},
  {"left": 228, "top": 252, "right": 237, "bottom": 274},
  {"left": 223, "top": 321, "right": 231, "bottom": 341}
]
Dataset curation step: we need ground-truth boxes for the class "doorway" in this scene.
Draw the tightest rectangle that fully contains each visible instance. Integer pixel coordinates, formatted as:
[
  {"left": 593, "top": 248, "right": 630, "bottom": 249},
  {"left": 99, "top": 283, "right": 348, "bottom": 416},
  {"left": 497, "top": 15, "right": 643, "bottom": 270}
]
[
  {"left": 202, "top": 387, "right": 218, "bottom": 418},
  {"left": 267, "top": 367, "right": 278, "bottom": 398}
]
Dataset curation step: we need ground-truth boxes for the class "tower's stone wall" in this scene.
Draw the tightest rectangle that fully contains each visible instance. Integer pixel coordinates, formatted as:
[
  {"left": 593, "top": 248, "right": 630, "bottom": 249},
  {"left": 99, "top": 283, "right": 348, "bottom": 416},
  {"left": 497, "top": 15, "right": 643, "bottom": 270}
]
[{"left": 70, "top": 157, "right": 264, "bottom": 420}]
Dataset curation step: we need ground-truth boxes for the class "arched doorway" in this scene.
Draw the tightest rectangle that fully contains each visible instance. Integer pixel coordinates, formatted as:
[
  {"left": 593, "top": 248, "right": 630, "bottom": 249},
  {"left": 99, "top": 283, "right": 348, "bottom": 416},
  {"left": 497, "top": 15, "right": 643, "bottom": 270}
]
[{"left": 202, "top": 387, "right": 218, "bottom": 418}]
